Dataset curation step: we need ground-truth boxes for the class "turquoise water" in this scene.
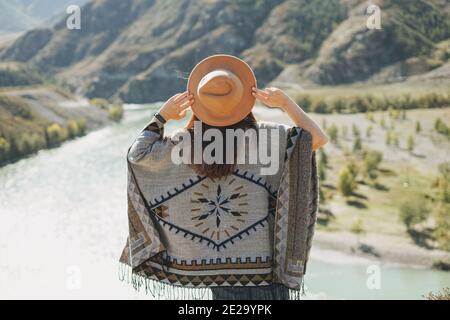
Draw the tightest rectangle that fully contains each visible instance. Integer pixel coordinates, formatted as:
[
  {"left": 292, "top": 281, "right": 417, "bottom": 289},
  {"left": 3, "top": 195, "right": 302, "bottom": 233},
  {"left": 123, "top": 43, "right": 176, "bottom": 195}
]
[{"left": 0, "top": 105, "right": 448, "bottom": 299}]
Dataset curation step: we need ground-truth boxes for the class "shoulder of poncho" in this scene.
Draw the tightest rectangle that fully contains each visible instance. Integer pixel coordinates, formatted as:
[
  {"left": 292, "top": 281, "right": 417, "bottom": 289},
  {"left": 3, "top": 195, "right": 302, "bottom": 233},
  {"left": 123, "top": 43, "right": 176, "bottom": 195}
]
[{"left": 256, "top": 120, "right": 291, "bottom": 131}]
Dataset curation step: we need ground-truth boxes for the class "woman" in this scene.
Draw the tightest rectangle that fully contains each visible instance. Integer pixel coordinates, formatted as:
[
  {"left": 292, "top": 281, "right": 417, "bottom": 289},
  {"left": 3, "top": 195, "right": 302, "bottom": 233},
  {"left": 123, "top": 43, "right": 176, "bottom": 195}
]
[{"left": 119, "top": 55, "right": 328, "bottom": 300}]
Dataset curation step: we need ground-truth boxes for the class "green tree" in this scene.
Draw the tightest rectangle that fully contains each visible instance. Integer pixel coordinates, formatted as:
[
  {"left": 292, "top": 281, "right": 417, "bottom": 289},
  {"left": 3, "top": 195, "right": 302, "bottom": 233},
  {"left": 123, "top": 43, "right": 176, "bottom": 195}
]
[
  {"left": 415, "top": 121, "right": 421, "bottom": 133},
  {"left": 353, "top": 136, "right": 362, "bottom": 152},
  {"left": 326, "top": 124, "right": 339, "bottom": 144},
  {"left": 350, "top": 218, "right": 365, "bottom": 244},
  {"left": 67, "top": 120, "right": 81, "bottom": 139},
  {"left": 432, "top": 163, "right": 450, "bottom": 251},
  {"left": 338, "top": 167, "right": 356, "bottom": 197},
  {"left": 109, "top": 104, "right": 124, "bottom": 122},
  {"left": 319, "top": 148, "right": 328, "bottom": 167},
  {"left": 363, "top": 150, "right": 383, "bottom": 180},
  {"left": 434, "top": 119, "right": 449, "bottom": 137},
  {"left": 399, "top": 198, "right": 429, "bottom": 231},
  {"left": 433, "top": 204, "right": 450, "bottom": 251},
  {"left": 407, "top": 133, "right": 415, "bottom": 153},
  {"left": 347, "top": 161, "right": 359, "bottom": 179},
  {"left": 46, "top": 123, "right": 67, "bottom": 147},
  {"left": 318, "top": 160, "right": 326, "bottom": 180},
  {"left": 0, "top": 137, "right": 10, "bottom": 162}
]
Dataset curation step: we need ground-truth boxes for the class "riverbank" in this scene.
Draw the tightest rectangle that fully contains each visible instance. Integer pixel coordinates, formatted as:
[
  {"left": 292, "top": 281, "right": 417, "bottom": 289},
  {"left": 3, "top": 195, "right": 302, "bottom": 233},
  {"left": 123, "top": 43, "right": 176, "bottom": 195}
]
[
  {"left": 313, "top": 230, "right": 450, "bottom": 269},
  {"left": 0, "top": 85, "right": 115, "bottom": 166},
  {"left": 253, "top": 104, "right": 450, "bottom": 270},
  {"left": 0, "top": 105, "right": 448, "bottom": 299}
]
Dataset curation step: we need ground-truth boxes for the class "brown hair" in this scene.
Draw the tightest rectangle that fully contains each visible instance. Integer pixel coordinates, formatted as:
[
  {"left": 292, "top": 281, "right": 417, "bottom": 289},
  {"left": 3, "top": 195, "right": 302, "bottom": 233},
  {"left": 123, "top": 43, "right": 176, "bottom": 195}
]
[{"left": 185, "top": 112, "right": 257, "bottom": 179}]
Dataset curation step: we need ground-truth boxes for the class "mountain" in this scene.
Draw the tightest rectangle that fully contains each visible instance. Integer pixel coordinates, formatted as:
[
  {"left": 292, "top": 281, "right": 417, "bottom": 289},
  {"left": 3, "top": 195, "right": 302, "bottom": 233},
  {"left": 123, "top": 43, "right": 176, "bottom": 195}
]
[{"left": 0, "top": 0, "right": 449, "bottom": 103}]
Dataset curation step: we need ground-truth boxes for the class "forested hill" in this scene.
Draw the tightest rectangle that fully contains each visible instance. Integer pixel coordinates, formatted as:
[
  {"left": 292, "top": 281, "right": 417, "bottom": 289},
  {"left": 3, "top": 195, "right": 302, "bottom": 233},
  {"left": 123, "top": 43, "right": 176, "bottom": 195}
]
[{"left": 0, "top": 0, "right": 449, "bottom": 103}]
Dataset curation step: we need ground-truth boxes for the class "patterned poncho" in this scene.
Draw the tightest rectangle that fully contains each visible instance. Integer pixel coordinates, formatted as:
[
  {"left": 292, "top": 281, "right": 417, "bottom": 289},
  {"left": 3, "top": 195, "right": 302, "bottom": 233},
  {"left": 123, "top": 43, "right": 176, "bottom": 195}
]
[{"left": 119, "top": 117, "right": 318, "bottom": 299}]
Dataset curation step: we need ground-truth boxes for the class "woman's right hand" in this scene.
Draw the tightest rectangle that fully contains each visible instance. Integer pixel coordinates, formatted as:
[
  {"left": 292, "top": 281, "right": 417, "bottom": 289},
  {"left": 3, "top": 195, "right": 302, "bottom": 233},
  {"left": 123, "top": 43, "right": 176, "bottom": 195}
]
[{"left": 159, "top": 91, "right": 194, "bottom": 121}]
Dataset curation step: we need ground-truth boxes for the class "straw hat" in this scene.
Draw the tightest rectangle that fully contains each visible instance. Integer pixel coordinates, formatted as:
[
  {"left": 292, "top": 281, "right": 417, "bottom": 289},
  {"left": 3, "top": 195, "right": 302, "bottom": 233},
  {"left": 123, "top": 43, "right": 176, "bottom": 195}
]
[{"left": 187, "top": 54, "right": 256, "bottom": 126}]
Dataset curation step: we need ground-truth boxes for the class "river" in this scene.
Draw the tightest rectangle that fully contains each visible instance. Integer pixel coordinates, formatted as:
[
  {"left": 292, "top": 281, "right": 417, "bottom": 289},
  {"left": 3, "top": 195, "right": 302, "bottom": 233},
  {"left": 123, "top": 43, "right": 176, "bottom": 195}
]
[{"left": 0, "top": 105, "right": 448, "bottom": 299}]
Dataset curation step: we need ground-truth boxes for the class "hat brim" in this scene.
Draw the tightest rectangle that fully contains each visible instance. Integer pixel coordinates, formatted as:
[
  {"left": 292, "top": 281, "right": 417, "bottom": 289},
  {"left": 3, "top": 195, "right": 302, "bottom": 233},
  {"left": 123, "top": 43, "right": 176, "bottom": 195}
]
[{"left": 187, "top": 55, "right": 256, "bottom": 127}]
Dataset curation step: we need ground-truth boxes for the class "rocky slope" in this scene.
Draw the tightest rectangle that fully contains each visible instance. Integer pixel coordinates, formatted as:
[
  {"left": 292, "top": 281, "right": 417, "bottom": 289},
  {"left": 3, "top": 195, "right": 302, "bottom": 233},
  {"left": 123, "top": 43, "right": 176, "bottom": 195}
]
[{"left": 0, "top": 0, "right": 449, "bottom": 103}]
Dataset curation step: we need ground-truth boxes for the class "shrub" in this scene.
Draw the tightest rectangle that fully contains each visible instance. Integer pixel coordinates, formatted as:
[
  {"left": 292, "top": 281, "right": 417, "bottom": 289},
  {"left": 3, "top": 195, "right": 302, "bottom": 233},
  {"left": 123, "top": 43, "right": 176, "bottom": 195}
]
[
  {"left": 363, "top": 150, "right": 383, "bottom": 180},
  {"left": 319, "top": 148, "right": 328, "bottom": 166},
  {"left": 415, "top": 121, "right": 421, "bottom": 133},
  {"left": 67, "top": 119, "right": 87, "bottom": 138},
  {"left": 46, "top": 123, "right": 67, "bottom": 147},
  {"left": 292, "top": 90, "right": 450, "bottom": 115},
  {"left": 434, "top": 119, "right": 449, "bottom": 137},
  {"left": 67, "top": 120, "right": 80, "bottom": 139},
  {"left": 350, "top": 218, "right": 365, "bottom": 243},
  {"left": 347, "top": 161, "right": 359, "bottom": 179},
  {"left": 109, "top": 104, "right": 124, "bottom": 122},
  {"left": 295, "top": 94, "right": 313, "bottom": 112},
  {"left": 90, "top": 98, "right": 110, "bottom": 110},
  {"left": 399, "top": 198, "right": 429, "bottom": 231},
  {"left": 318, "top": 160, "right": 326, "bottom": 180},
  {"left": 77, "top": 119, "right": 87, "bottom": 135},
  {"left": 312, "top": 99, "right": 330, "bottom": 114},
  {"left": 0, "top": 137, "right": 10, "bottom": 162},
  {"left": 407, "top": 133, "right": 415, "bottom": 152},
  {"left": 326, "top": 124, "right": 338, "bottom": 144},
  {"left": 338, "top": 167, "right": 356, "bottom": 196},
  {"left": 353, "top": 136, "right": 362, "bottom": 152},
  {"left": 433, "top": 204, "right": 450, "bottom": 251},
  {"left": 432, "top": 260, "right": 450, "bottom": 271},
  {"left": 425, "top": 287, "right": 450, "bottom": 300}
]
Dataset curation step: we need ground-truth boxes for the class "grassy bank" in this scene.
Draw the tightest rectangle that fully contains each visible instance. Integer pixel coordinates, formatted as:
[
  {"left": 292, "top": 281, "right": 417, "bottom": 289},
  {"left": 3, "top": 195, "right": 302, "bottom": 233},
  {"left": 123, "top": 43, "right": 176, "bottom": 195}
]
[
  {"left": 313, "top": 107, "right": 450, "bottom": 261},
  {"left": 256, "top": 99, "right": 450, "bottom": 268},
  {"left": 288, "top": 85, "right": 450, "bottom": 114},
  {"left": 0, "top": 90, "right": 123, "bottom": 166}
]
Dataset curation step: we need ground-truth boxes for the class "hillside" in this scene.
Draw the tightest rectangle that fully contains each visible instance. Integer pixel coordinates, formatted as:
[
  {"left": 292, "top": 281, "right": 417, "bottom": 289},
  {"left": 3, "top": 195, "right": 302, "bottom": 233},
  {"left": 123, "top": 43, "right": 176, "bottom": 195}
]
[
  {"left": 0, "top": 86, "right": 112, "bottom": 165},
  {"left": 0, "top": 0, "right": 449, "bottom": 103}
]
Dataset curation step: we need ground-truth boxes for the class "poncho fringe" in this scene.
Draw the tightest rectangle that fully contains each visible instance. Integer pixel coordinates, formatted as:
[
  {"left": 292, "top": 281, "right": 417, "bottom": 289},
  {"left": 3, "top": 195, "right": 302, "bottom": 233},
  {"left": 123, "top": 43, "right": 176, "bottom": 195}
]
[{"left": 118, "top": 263, "right": 305, "bottom": 300}]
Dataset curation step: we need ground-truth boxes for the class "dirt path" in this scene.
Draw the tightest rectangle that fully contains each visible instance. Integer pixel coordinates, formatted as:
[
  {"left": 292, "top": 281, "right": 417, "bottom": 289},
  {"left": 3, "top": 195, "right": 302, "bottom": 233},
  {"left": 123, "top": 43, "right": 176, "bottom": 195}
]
[{"left": 313, "top": 230, "right": 450, "bottom": 269}]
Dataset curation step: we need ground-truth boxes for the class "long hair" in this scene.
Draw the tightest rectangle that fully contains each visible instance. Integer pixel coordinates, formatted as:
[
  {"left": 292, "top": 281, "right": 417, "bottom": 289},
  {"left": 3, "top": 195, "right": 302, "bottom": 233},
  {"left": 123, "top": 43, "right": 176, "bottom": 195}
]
[{"left": 185, "top": 112, "right": 257, "bottom": 179}]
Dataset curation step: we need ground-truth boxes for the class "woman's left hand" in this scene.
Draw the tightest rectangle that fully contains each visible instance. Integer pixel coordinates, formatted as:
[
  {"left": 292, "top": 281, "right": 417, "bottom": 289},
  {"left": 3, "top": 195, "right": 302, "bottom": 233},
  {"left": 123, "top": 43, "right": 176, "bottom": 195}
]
[
  {"left": 159, "top": 91, "right": 194, "bottom": 121},
  {"left": 252, "top": 87, "right": 289, "bottom": 109}
]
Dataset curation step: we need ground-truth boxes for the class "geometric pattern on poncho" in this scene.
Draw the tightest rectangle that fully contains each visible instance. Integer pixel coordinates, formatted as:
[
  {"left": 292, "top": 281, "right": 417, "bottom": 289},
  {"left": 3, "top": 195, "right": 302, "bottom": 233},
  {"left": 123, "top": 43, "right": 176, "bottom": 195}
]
[{"left": 147, "top": 170, "right": 277, "bottom": 252}]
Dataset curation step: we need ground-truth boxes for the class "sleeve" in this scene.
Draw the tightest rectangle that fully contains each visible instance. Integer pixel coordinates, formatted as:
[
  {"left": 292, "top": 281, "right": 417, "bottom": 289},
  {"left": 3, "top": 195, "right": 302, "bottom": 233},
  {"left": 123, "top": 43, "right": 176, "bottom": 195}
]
[
  {"left": 120, "top": 116, "right": 168, "bottom": 269},
  {"left": 127, "top": 116, "right": 165, "bottom": 163}
]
